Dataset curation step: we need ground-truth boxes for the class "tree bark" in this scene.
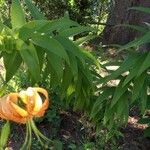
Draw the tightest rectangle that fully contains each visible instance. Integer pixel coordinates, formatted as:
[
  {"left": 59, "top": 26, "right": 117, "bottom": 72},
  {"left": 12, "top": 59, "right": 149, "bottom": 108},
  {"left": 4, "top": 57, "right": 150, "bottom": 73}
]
[{"left": 101, "top": 0, "right": 150, "bottom": 45}]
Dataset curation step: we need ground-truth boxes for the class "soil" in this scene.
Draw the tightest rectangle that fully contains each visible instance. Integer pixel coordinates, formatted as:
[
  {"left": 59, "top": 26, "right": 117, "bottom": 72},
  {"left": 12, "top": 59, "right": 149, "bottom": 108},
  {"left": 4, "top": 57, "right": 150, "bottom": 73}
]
[
  {"left": 119, "top": 117, "right": 150, "bottom": 150},
  {"left": 6, "top": 109, "right": 150, "bottom": 150},
  {"left": 118, "top": 107, "right": 150, "bottom": 150}
]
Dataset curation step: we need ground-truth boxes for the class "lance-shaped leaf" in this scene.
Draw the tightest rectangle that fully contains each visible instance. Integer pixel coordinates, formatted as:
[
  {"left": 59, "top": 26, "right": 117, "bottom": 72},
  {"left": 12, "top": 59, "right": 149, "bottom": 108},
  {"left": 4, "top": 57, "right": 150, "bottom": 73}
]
[
  {"left": 129, "top": 7, "right": 150, "bottom": 14},
  {"left": 140, "top": 81, "right": 148, "bottom": 113},
  {"left": 37, "top": 18, "right": 79, "bottom": 34},
  {"left": 31, "top": 34, "right": 69, "bottom": 63},
  {"left": 111, "top": 79, "right": 129, "bottom": 108},
  {"left": 19, "top": 43, "right": 40, "bottom": 81},
  {"left": 119, "top": 31, "right": 150, "bottom": 51},
  {"left": 123, "top": 54, "right": 146, "bottom": 86},
  {"left": 100, "top": 53, "right": 140, "bottom": 84},
  {"left": 144, "top": 127, "right": 150, "bottom": 137},
  {"left": 90, "top": 88, "right": 115, "bottom": 119},
  {"left": 55, "top": 36, "right": 85, "bottom": 65},
  {"left": 67, "top": 52, "right": 78, "bottom": 80},
  {"left": 59, "top": 26, "right": 95, "bottom": 37},
  {"left": 47, "top": 52, "right": 63, "bottom": 82},
  {"left": 3, "top": 51, "right": 22, "bottom": 82},
  {"left": 137, "top": 52, "right": 150, "bottom": 77},
  {"left": 138, "top": 117, "right": 150, "bottom": 124},
  {"left": 19, "top": 20, "right": 48, "bottom": 40},
  {"left": 0, "top": 121, "right": 10, "bottom": 149},
  {"left": 11, "top": 0, "right": 26, "bottom": 29},
  {"left": 132, "top": 72, "right": 147, "bottom": 102},
  {"left": 24, "top": 0, "right": 46, "bottom": 20}
]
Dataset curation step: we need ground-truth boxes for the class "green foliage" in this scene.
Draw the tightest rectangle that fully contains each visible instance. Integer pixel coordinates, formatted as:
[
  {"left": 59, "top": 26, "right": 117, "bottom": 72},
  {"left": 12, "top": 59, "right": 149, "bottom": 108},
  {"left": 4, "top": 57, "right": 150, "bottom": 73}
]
[
  {"left": 11, "top": 0, "right": 26, "bottom": 29},
  {"left": 90, "top": 6, "right": 150, "bottom": 132},
  {"left": 129, "top": 6, "right": 150, "bottom": 14},
  {"left": 24, "top": 0, "right": 46, "bottom": 20},
  {"left": 0, "top": 0, "right": 98, "bottom": 112},
  {"left": 0, "top": 121, "right": 10, "bottom": 149},
  {"left": 1, "top": 1, "right": 149, "bottom": 149}
]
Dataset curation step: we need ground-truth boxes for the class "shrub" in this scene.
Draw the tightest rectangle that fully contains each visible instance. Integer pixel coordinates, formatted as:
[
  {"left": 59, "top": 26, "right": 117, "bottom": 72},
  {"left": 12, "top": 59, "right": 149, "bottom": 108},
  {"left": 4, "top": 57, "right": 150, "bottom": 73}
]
[
  {"left": 0, "top": 0, "right": 99, "bottom": 112},
  {"left": 90, "top": 7, "right": 150, "bottom": 130}
]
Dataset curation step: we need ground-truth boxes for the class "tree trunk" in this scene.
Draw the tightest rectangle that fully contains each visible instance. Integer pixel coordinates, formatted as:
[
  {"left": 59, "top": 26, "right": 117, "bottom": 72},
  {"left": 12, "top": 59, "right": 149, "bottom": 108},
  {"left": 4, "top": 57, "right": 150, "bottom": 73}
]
[{"left": 101, "top": 0, "right": 150, "bottom": 45}]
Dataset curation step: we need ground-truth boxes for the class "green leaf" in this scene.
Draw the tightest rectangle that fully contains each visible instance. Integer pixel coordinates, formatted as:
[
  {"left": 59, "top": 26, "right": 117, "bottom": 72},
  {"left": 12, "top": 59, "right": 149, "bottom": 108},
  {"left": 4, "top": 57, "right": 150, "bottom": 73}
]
[
  {"left": 36, "top": 46, "right": 45, "bottom": 72},
  {"left": 74, "top": 35, "right": 97, "bottom": 45},
  {"left": 66, "top": 84, "right": 75, "bottom": 98},
  {"left": 0, "top": 121, "right": 10, "bottom": 149},
  {"left": 140, "top": 81, "right": 148, "bottom": 113},
  {"left": 146, "top": 95, "right": 150, "bottom": 109},
  {"left": 31, "top": 34, "right": 69, "bottom": 63},
  {"left": 90, "top": 88, "right": 115, "bottom": 119},
  {"left": 0, "top": 86, "right": 7, "bottom": 97},
  {"left": 24, "top": 0, "right": 46, "bottom": 20},
  {"left": 144, "top": 127, "right": 150, "bottom": 137},
  {"left": 11, "top": 0, "right": 26, "bottom": 29},
  {"left": 132, "top": 72, "right": 147, "bottom": 102},
  {"left": 145, "top": 23, "right": 150, "bottom": 29},
  {"left": 55, "top": 36, "right": 85, "bottom": 64},
  {"left": 19, "top": 43, "right": 40, "bottom": 81},
  {"left": 19, "top": 20, "right": 48, "bottom": 40},
  {"left": 59, "top": 26, "right": 95, "bottom": 37},
  {"left": 80, "top": 63, "right": 92, "bottom": 86},
  {"left": 19, "top": 18, "right": 79, "bottom": 39},
  {"left": 101, "top": 53, "right": 140, "bottom": 84},
  {"left": 74, "top": 76, "right": 83, "bottom": 109},
  {"left": 67, "top": 53, "right": 78, "bottom": 80},
  {"left": 138, "top": 117, "right": 150, "bottom": 124},
  {"left": 81, "top": 48, "right": 100, "bottom": 68},
  {"left": 41, "top": 60, "right": 50, "bottom": 81},
  {"left": 119, "top": 31, "right": 150, "bottom": 51},
  {"left": 122, "top": 95, "right": 129, "bottom": 123},
  {"left": 123, "top": 54, "right": 146, "bottom": 86},
  {"left": 47, "top": 53, "right": 63, "bottom": 82},
  {"left": 116, "top": 93, "right": 128, "bottom": 120},
  {"left": 50, "top": 65, "right": 60, "bottom": 87},
  {"left": 38, "top": 18, "right": 79, "bottom": 34},
  {"left": 3, "top": 51, "right": 22, "bottom": 81},
  {"left": 111, "top": 79, "right": 129, "bottom": 108},
  {"left": 129, "top": 7, "right": 150, "bottom": 14},
  {"left": 103, "top": 104, "right": 115, "bottom": 125},
  {"left": 61, "top": 65, "right": 73, "bottom": 99},
  {"left": 0, "top": 22, "right": 5, "bottom": 32},
  {"left": 137, "top": 52, "right": 150, "bottom": 77},
  {"left": 53, "top": 140, "right": 63, "bottom": 150}
]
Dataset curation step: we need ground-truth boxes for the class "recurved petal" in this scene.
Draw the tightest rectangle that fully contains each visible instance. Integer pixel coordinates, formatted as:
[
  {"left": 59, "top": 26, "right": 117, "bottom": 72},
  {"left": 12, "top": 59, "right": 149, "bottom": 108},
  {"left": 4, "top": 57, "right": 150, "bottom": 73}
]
[
  {"left": 19, "top": 91, "right": 28, "bottom": 104},
  {"left": 10, "top": 102, "right": 28, "bottom": 117},
  {"left": 33, "top": 88, "right": 49, "bottom": 100},
  {"left": 33, "top": 92, "right": 43, "bottom": 112},
  {"left": 34, "top": 95, "right": 49, "bottom": 117},
  {"left": 32, "top": 87, "right": 49, "bottom": 117},
  {"left": 7, "top": 93, "right": 20, "bottom": 103},
  {"left": 0, "top": 95, "right": 10, "bottom": 119},
  {"left": 0, "top": 96, "right": 27, "bottom": 123},
  {"left": 26, "top": 96, "right": 35, "bottom": 115}
]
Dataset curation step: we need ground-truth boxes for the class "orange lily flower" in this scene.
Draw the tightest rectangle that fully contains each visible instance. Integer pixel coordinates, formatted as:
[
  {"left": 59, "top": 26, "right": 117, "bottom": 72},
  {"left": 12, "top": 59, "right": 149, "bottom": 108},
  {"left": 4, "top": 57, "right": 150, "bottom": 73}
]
[
  {"left": 0, "top": 87, "right": 49, "bottom": 124},
  {"left": 0, "top": 87, "right": 52, "bottom": 149}
]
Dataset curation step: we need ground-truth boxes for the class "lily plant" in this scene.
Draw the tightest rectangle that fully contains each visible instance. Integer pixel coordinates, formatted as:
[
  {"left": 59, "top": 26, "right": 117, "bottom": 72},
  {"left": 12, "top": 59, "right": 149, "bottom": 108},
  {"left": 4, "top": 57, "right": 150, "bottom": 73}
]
[{"left": 0, "top": 0, "right": 98, "bottom": 148}]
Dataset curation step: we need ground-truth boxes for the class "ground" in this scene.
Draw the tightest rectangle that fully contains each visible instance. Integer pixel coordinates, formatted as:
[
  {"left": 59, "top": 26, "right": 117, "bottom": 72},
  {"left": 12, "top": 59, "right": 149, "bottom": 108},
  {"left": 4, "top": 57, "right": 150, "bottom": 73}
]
[{"left": 5, "top": 108, "right": 150, "bottom": 150}]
